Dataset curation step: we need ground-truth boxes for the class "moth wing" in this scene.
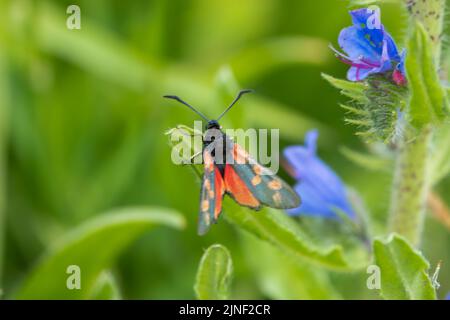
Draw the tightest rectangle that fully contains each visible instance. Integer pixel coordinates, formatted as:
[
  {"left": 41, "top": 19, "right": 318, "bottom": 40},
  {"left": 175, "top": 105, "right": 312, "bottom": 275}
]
[
  {"left": 224, "top": 164, "right": 261, "bottom": 210},
  {"left": 226, "top": 138, "right": 300, "bottom": 209},
  {"left": 198, "top": 149, "right": 225, "bottom": 235}
]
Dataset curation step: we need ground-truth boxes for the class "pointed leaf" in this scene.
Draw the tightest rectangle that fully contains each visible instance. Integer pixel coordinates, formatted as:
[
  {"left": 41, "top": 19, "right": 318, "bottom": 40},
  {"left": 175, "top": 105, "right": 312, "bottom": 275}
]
[
  {"left": 322, "top": 73, "right": 368, "bottom": 102},
  {"left": 373, "top": 234, "right": 436, "bottom": 300},
  {"left": 406, "top": 22, "right": 449, "bottom": 128},
  {"left": 430, "top": 123, "right": 450, "bottom": 184},
  {"left": 16, "top": 207, "right": 185, "bottom": 299},
  {"left": 340, "top": 147, "right": 392, "bottom": 172}
]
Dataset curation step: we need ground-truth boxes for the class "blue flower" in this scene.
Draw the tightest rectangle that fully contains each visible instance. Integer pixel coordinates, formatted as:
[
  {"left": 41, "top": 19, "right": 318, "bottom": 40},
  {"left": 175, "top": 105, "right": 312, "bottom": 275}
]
[
  {"left": 446, "top": 293, "right": 450, "bottom": 300},
  {"left": 283, "top": 130, "right": 355, "bottom": 219},
  {"left": 331, "top": 8, "right": 406, "bottom": 85}
]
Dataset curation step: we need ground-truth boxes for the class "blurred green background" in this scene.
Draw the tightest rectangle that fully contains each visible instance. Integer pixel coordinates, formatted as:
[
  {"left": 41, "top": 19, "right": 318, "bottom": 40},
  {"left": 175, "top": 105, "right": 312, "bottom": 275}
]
[{"left": 0, "top": 0, "right": 449, "bottom": 299}]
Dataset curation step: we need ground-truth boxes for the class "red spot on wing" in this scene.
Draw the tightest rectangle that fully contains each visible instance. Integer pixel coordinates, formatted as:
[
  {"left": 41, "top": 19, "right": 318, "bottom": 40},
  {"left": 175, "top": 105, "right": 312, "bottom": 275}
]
[
  {"left": 214, "top": 167, "right": 225, "bottom": 219},
  {"left": 224, "top": 164, "right": 260, "bottom": 208}
]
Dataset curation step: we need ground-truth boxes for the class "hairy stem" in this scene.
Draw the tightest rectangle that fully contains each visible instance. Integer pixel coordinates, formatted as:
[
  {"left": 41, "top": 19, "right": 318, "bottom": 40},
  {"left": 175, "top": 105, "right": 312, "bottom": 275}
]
[
  {"left": 388, "top": 0, "right": 446, "bottom": 245},
  {"left": 406, "top": 0, "right": 445, "bottom": 64},
  {"left": 389, "top": 128, "right": 432, "bottom": 245}
]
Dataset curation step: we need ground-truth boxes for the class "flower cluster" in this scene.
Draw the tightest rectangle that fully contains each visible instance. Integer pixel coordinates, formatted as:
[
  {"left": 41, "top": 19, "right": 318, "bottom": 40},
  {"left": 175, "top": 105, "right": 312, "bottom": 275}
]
[{"left": 331, "top": 8, "right": 406, "bottom": 85}]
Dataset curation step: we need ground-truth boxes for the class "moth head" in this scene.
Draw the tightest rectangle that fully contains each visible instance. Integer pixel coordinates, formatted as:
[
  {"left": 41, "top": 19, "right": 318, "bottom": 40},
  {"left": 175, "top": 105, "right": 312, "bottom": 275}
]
[{"left": 206, "top": 120, "right": 221, "bottom": 130}]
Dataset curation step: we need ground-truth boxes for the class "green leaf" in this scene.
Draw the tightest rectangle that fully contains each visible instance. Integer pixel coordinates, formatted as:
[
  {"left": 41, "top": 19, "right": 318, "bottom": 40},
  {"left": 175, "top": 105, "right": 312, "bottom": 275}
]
[
  {"left": 408, "top": 0, "right": 445, "bottom": 61},
  {"left": 406, "top": 22, "right": 449, "bottom": 128},
  {"left": 0, "top": 46, "right": 10, "bottom": 286},
  {"left": 430, "top": 123, "right": 450, "bottom": 184},
  {"left": 348, "top": 0, "right": 397, "bottom": 6},
  {"left": 231, "top": 36, "right": 330, "bottom": 83},
  {"left": 165, "top": 125, "right": 203, "bottom": 162},
  {"left": 373, "top": 234, "right": 436, "bottom": 300},
  {"left": 194, "top": 244, "right": 233, "bottom": 300},
  {"left": 35, "top": 4, "right": 153, "bottom": 90},
  {"left": 89, "top": 271, "right": 121, "bottom": 300},
  {"left": 74, "top": 127, "right": 149, "bottom": 220},
  {"left": 322, "top": 73, "right": 368, "bottom": 102},
  {"left": 340, "top": 147, "right": 392, "bottom": 172},
  {"left": 225, "top": 205, "right": 368, "bottom": 271},
  {"left": 15, "top": 207, "right": 185, "bottom": 299},
  {"left": 325, "top": 72, "right": 407, "bottom": 142},
  {"left": 214, "top": 66, "right": 247, "bottom": 129},
  {"left": 241, "top": 233, "right": 341, "bottom": 299}
]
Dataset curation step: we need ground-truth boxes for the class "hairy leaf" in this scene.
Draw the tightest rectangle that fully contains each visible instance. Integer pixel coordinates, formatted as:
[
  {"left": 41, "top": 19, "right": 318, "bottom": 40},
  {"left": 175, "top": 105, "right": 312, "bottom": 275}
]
[
  {"left": 225, "top": 205, "right": 368, "bottom": 271},
  {"left": 430, "top": 124, "right": 450, "bottom": 184},
  {"left": 194, "top": 244, "right": 233, "bottom": 300},
  {"left": 323, "top": 73, "right": 407, "bottom": 142},
  {"left": 322, "top": 73, "right": 368, "bottom": 102},
  {"left": 406, "top": 22, "right": 448, "bottom": 128},
  {"left": 373, "top": 234, "right": 436, "bottom": 300}
]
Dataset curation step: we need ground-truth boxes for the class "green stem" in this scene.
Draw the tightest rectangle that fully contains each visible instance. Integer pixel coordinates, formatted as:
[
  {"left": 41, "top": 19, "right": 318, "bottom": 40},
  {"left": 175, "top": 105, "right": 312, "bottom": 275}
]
[
  {"left": 406, "top": 0, "right": 445, "bottom": 64},
  {"left": 388, "top": 0, "right": 446, "bottom": 245},
  {"left": 389, "top": 128, "right": 432, "bottom": 245}
]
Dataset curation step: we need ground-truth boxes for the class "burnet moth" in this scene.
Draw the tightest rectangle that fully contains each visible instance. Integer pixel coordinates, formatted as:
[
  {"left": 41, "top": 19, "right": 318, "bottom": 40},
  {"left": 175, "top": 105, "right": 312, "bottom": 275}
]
[{"left": 164, "top": 90, "right": 301, "bottom": 235}]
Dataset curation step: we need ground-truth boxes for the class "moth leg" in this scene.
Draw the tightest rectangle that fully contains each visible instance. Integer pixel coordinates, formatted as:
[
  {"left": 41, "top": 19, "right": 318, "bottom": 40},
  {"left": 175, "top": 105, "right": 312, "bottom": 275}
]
[
  {"left": 182, "top": 151, "right": 204, "bottom": 180},
  {"left": 181, "top": 150, "right": 203, "bottom": 165},
  {"left": 176, "top": 125, "right": 203, "bottom": 137}
]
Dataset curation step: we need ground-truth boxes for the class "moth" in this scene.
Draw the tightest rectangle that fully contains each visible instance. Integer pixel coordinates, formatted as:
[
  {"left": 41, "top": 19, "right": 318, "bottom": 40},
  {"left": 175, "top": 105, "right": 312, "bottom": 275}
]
[{"left": 164, "top": 90, "right": 301, "bottom": 235}]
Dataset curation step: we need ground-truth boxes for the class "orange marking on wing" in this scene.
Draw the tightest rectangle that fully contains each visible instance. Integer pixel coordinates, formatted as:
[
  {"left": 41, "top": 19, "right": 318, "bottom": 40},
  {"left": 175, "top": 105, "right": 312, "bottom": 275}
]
[
  {"left": 224, "top": 164, "right": 260, "bottom": 208},
  {"left": 251, "top": 175, "right": 262, "bottom": 186},
  {"left": 253, "top": 165, "right": 263, "bottom": 175},
  {"left": 203, "top": 211, "right": 210, "bottom": 225},
  {"left": 214, "top": 167, "right": 225, "bottom": 219},
  {"left": 273, "top": 192, "right": 282, "bottom": 205},
  {"left": 201, "top": 200, "right": 209, "bottom": 212},
  {"left": 204, "top": 151, "right": 214, "bottom": 172},
  {"left": 233, "top": 144, "right": 249, "bottom": 165},
  {"left": 268, "top": 179, "right": 282, "bottom": 191},
  {"left": 204, "top": 179, "right": 211, "bottom": 191}
]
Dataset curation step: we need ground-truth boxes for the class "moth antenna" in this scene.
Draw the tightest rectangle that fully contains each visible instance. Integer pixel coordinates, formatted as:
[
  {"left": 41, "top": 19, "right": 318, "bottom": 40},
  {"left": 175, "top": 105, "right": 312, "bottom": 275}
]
[
  {"left": 216, "top": 89, "right": 253, "bottom": 121},
  {"left": 163, "top": 95, "right": 210, "bottom": 122}
]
